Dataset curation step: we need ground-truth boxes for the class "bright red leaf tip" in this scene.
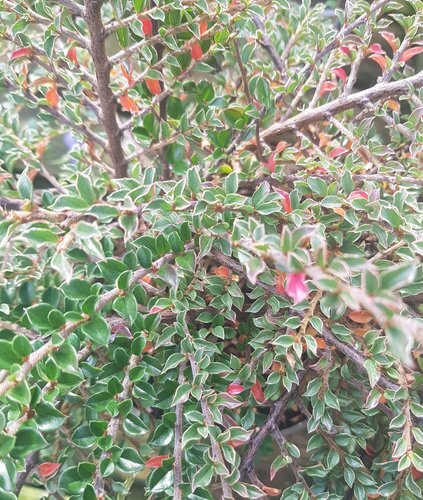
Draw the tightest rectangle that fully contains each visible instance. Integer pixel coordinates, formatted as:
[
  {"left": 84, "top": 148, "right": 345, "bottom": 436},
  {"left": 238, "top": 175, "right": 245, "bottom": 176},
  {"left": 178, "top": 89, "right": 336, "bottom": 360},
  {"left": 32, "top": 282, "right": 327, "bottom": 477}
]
[
  {"left": 251, "top": 380, "right": 266, "bottom": 403},
  {"left": 145, "top": 78, "right": 162, "bottom": 95},
  {"left": 332, "top": 67, "right": 347, "bottom": 83},
  {"left": 145, "top": 455, "right": 169, "bottom": 468},
  {"left": 10, "top": 47, "right": 34, "bottom": 61},
  {"left": 366, "top": 43, "right": 384, "bottom": 55},
  {"left": 273, "top": 188, "right": 292, "bottom": 213},
  {"left": 348, "top": 190, "right": 368, "bottom": 201},
  {"left": 38, "top": 462, "right": 61, "bottom": 480},
  {"left": 262, "top": 152, "right": 276, "bottom": 173},
  {"left": 140, "top": 17, "right": 153, "bottom": 36},
  {"left": 380, "top": 31, "right": 398, "bottom": 52},
  {"left": 191, "top": 42, "right": 203, "bottom": 61},
  {"left": 319, "top": 81, "right": 337, "bottom": 96},
  {"left": 399, "top": 46, "right": 423, "bottom": 63},
  {"left": 329, "top": 146, "right": 348, "bottom": 158},
  {"left": 227, "top": 383, "right": 244, "bottom": 395},
  {"left": 286, "top": 272, "right": 308, "bottom": 304}
]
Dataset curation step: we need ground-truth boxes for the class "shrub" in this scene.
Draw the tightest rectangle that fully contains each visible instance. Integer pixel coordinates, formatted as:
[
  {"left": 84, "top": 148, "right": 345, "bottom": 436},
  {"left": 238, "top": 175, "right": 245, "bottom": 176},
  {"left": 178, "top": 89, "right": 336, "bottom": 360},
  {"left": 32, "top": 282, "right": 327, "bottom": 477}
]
[{"left": 0, "top": 0, "right": 422, "bottom": 498}]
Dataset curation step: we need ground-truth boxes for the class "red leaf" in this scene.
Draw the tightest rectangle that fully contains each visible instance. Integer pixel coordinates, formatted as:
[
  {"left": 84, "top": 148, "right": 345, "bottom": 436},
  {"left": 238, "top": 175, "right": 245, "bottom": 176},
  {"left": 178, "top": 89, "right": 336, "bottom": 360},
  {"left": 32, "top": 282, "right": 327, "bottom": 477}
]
[
  {"left": 191, "top": 42, "right": 203, "bottom": 61},
  {"left": 227, "top": 440, "right": 244, "bottom": 448},
  {"left": 199, "top": 21, "right": 208, "bottom": 36},
  {"left": 412, "top": 467, "right": 423, "bottom": 481},
  {"left": 145, "top": 78, "right": 162, "bottom": 95},
  {"left": 46, "top": 84, "right": 59, "bottom": 108},
  {"left": 67, "top": 46, "right": 78, "bottom": 66},
  {"left": 140, "top": 17, "right": 153, "bottom": 36},
  {"left": 339, "top": 45, "right": 351, "bottom": 56},
  {"left": 329, "top": 146, "right": 348, "bottom": 158},
  {"left": 399, "top": 46, "right": 423, "bottom": 63},
  {"left": 365, "top": 444, "right": 377, "bottom": 457},
  {"left": 380, "top": 31, "right": 398, "bottom": 52},
  {"left": 273, "top": 188, "right": 292, "bottom": 213},
  {"left": 145, "top": 455, "right": 169, "bottom": 468},
  {"left": 38, "top": 462, "right": 61, "bottom": 480},
  {"left": 286, "top": 272, "right": 309, "bottom": 304},
  {"left": 368, "top": 54, "right": 387, "bottom": 72},
  {"left": 251, "top": 380, "right": 266, "bottom": 403},
  {"left": 313, "top": 166, "right": 329, "bottom": 175},
  {"left": 348, "top": 190, "right": 368, "bottom": 201},
  {"left": 119, "top": 94, "right": 139, "bottom": 114},
  {"left": 366, "top": 43, "right": 384, "bottom": 55},
  {"left": 227, "top": 383, "right": 244, "bottom": 395},
  {"left": 348, "top": 310, "right": 373, "bottom": 323},
  {"left": 150, "top": 305, "right": 166, "bottom": 314},
  {"left": 332, "top": 67, "right": 347, "bottom": 83},
  {"left": 10, "top": 47, "right": 34, "bottom": 61},
  {"left": 262, "top": 152, "right": 276, "bottom": 173},
  {"left": 319, "top": 80, "right": 337, "bottom": 97},
  {"left": 275, "top": 141, "right": 288, "bottom": 154}
]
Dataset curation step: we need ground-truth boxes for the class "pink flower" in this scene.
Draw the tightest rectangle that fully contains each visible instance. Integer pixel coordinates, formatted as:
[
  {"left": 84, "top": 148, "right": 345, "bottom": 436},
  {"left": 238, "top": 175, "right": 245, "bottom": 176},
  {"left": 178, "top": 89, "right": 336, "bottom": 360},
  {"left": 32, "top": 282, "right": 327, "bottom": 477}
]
[
  {"left": 286, "top": 273, "right": 309, "bottom": 304},
  {"left": 348, "top": 190, "right": 368, "bottom": 201}
]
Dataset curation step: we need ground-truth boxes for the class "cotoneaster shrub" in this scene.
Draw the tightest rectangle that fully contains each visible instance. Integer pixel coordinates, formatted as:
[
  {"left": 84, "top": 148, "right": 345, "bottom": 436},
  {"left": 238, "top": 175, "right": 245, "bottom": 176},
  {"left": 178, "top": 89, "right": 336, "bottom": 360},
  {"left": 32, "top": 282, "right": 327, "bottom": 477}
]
[{"left": 0, "top": 0, "right": 422, "bottom": 498}]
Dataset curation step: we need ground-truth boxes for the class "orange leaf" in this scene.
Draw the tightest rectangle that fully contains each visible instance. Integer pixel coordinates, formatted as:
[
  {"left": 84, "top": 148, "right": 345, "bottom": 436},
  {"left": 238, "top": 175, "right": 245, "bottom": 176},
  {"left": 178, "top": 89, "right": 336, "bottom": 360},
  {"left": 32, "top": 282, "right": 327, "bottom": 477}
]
[
  {"left": 35, "top": 138, "right": 49, "bottom": 159},
  {"left": 319, "top": 80, "right": 337, "bottom": 96},
  {"left": 262, "top": 486, "right": 282, "bottom": 497},
  {"left": 120, "top": 64, "right": 134, "bottom": 87},
  {"left": 10, "top": 47, "right": 33, "bottom": 61},
  {"left": 348, "top": 310, "right": 373, "bottom": 323},
  {"left": 119, "top": 94, "right": 139, "bottom": 115},
  {"left": 145, "top": 455, "right": 169, "bottom": 468},
  {"left": 251, "top": 380, "right": 266, "bottom": 403},
  {"left": 191, "top": 42, "right": 203, "bottom": 61},
  {"left": 386, "top": 99, "right": 400, "bottom": 113},
  {"left": 199, "top": 21, "right": 208, "bottom": 36},
  {"left": 145, "top": 78, "right": 162, "bottom": 95},
  {"left": 333, "top": 207, "right": 345, "bottom": 217},
  {"left": 275, "top": 273, "right": 286, "bottom": 294},
  {"left": 368, "top": 54, "right": 387, "bottom": 72},
  {"left": 142, "top": 340, "right": 153, "bottom": 354},
  {"left": 315, "top": 337, "right": 327, "bottom": 350},
  {"left": 213, "top": 266, "right": 230, "bottom": 279},
  {"left": 46, "top": 84, "right": 59, "bottom": 108},
  {"left": 399, "top": 46, "right": 423, "bottom": 63},
  {"left": 38, "top": 462, "right": 61, "bottom": 480}
]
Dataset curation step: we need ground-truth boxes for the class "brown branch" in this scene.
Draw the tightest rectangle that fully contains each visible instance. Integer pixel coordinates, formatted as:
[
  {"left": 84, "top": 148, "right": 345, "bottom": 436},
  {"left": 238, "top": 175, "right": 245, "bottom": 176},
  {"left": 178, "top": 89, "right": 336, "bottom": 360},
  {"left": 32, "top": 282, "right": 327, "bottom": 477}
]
[
  {"left": 240, "top": 369, "right": 306, "bottom": 475},
  {"left": 252, "top": 14, "right": 285, "bottom": 77},
  {"left": 211, "top": 250, "right": 400, "bottom": 392},
  {"left": 53, "top": 0, "right": 84, "bottom": 16},
  {"left": 260, "top": 71, "right": 423, "bottom": 145},
  {"left": 0, "top": 321, "right": 38, "bottom": 340},
  {"left": 84, "top": 1, "right": 127, "bottom": 178}
]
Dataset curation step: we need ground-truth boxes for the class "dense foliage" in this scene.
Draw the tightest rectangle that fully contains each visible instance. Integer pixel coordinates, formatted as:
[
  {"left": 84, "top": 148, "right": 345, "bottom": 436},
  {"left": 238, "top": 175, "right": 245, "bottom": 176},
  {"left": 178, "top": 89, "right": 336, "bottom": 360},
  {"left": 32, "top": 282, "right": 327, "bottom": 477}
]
[{"left": 0, "top": 0, "right": 422, "bottom": 498}]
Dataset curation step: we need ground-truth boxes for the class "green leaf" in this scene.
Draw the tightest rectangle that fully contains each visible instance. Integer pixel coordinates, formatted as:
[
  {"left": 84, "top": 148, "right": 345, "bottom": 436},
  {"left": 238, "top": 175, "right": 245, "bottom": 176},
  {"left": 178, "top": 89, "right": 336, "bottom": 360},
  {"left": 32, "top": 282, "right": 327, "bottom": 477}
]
[
  {"left": 81, "top": 316, "right": 110, "bottom": 346},
  {"left": 17, "top": 167, "right": 33, "bottom": 200},
  {"left": 11, "top": 428, "right": 48, "bottom": 459}
]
